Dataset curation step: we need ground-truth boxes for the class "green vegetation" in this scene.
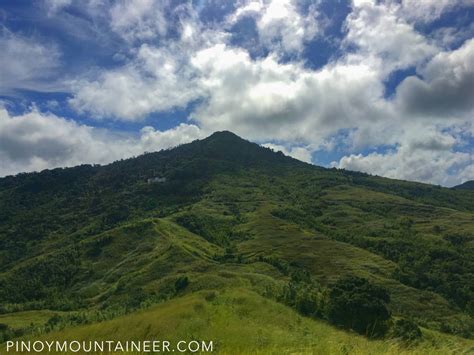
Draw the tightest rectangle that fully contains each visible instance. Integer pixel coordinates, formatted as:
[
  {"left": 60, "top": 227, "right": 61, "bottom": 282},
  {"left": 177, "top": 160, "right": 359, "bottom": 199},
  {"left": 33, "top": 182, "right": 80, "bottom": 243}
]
[
  {"left": 325, "top": 276, "right": 391, "bottom": 338},
  {"left": 3, "top": 290, "right": 473, "bottom": 355},
  {"left": 0, "top": 131, "right": 473, "bottom": 353},
  {"left": 390, "top": 319, "right": 422, "bottom": 343}
]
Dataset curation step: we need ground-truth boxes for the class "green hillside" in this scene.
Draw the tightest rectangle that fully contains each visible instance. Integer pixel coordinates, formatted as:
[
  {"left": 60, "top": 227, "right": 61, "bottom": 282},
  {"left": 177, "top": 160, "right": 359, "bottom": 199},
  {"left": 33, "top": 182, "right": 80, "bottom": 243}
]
[
  {"left": 17, "top": 289, "right": 474, "bottom": 354},
  {"left": 0, "top": 131, "right": 473, "bottom": 354},
  {"left": 453, "top": 180, "right": 474, "bottom": 190}
]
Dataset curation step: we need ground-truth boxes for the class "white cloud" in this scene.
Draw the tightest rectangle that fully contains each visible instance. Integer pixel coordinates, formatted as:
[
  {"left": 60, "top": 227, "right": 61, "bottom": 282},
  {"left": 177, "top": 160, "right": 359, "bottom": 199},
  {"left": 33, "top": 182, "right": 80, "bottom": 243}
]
[
  {"left": 68, "top": 6, "right": 228, "bottom": 121},
  {"left": 352, "top": 0, "right": 474, "bottom": 24},
  {"left": 431, "top": 23, "right": 474, "bottom": 49},
  {"left": 262, "top": 143, "right": 312, "bottom": 163},
  {"left": 228, "top": 0, "right": 322, "bottom": 55},
  {"left": 336, "top": 148, "right": 472, "bottom": 187},
  {"left": 190, "top": 43, "right": 388, "bottom": 144},
  {"left": 139, "top": 123, "right": 205, "bottom": 152},
  {"left": 396, "top": 38, "right": 474, "bottom": 119},
  {"left": 346, "top": 0, "right": 437, "bottom": 73},
  {"left": 45, "top": 0, "right": 72, "bottom": 15},
  {"left": 0, "top": 106, "right": 202, "bottom": 177},
  {"left": 458, "top": 163, "right": 474, "bottom": 184},
  {"left": 257, "top": 0, "right": 320, "bottom": 54},
  {"left": 69, "top": 43, "right": 202, "bottom": 120},
  {"left": 399, "top": 0, "right": 474, "bottom": 23},
  {"left": 109, "top": 0, "right": 168, "bottom": 42},
  {"left": 338, "top": 33, "right": 474, "bottom": 185},
  {"left": 0, "top": 29, "right": 62, "bottom": 94},
  {"left": 0, "top": 107, "right": 116, "bottom": 175},
  {"left": 335, "top": 127, "right": 472, "bottom": 186}
]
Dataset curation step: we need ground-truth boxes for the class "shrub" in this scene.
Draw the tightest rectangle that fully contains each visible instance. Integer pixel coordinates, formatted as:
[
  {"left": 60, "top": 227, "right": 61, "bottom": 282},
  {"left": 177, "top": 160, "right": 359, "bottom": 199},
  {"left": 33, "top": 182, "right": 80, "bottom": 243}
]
[
  {"left": 443, "top": 233, "right": 468, "bottom": 246},
  {"left": 294, "top": 287, "right": 320, "bottom": 316},
  {"left": 125, "top": 287, "right": 147, "bottom": 309},
  {"left": 390, "top": 318, "right": 422, "bottom": 342},
  {"left": 204, "top": 291, "right": 217, "bottom": 302},
  {"left": 325, "top": 276, "right": 391, "bottom": 338},
  {"left": 0, "top": 323, "right": 13, "bottom": 343},
  {"left": 175, "top": 276, "right": 189, "bottom": 293}
]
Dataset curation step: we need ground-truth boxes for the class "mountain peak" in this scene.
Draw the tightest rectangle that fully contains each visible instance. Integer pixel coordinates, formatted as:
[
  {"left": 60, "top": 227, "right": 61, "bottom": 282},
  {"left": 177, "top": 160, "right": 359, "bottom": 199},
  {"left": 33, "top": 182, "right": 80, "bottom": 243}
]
[
  {"left": 205, "top": 130, "right": 245, "bottom": 142},
  {"left": 171, "top": 130, "right": 299, "bottom": 168}
]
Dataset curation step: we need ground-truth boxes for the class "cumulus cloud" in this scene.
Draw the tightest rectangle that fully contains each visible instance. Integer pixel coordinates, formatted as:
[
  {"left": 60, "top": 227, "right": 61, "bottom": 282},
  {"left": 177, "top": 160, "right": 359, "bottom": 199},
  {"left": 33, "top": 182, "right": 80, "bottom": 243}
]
[
  {"left": 262, "top": 143, "right": 312, "bottom": 163},
  {"left": 68, "top": 6, "right": 228, "bottom": 121},
  {"left": 228, "top": 0, "right": 321, "bottom": 55},
  {"left": 335, "top": 127, "right": 473, "bottom": 186},
  {"left": 190, "top": 43, "right": 388, "bottom": 144},
  {"left": 399, "top": 0, "right": 474, "bottom": 23},
  {"left": 346, "top": 0, "right": 437, "bottom": 73},
  {"left": 339, "top": 37, "right": 474, "bottom": 186},
  {"left": 139, "top": 123, "right": 205, "bottom": 152},
  {"left": 0, "top": 106, "right": 202, "bottom": 177},
  {"left": 336, "top": 148, "right": 472, "bottom": 186},
  {"left": 395, "top": 38, "right": 474, "bottom": 119},
  {"left": 431, "top": 23, "right": 474, "bottom": 49},
  {"left": 69, "top": 43, "right": 202, "bottom": 120}
]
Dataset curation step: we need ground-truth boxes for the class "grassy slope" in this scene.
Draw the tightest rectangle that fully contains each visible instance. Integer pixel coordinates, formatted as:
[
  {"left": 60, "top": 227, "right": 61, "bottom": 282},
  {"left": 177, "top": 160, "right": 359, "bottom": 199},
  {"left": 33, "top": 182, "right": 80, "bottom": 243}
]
[
  {"left": 0, "top": 311, "right": 64, "bottom": 330},
  {"left": 203, "top": 173, "right": 473, "bottom": 331},
  {"left": 4, "top": 212, "right": 473, "bottom": 353},
  {"left": 3, "top": 289, "right": 473, "bottom": 355}
]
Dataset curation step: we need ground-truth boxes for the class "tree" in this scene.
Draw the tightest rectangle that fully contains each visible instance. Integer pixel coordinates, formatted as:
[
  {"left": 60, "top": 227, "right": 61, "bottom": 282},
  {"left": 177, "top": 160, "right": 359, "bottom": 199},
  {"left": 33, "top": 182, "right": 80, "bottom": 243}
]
[{"left": 325, "top": 276, "right": 391, "bottom": 337}]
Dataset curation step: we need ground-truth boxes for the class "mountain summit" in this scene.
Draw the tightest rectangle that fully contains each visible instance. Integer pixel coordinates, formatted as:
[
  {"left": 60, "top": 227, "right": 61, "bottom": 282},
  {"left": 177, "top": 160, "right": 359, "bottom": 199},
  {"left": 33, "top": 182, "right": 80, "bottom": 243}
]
[{"left": 166, "top": 130, "right": 299, "bottom": 168}]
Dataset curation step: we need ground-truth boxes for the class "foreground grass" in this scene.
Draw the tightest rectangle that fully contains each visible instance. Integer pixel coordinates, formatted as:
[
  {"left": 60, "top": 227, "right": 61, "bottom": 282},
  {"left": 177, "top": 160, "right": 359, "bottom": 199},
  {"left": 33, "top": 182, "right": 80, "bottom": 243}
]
[{"left": 3, "top": 289, "right": 472, "bottom": 354}]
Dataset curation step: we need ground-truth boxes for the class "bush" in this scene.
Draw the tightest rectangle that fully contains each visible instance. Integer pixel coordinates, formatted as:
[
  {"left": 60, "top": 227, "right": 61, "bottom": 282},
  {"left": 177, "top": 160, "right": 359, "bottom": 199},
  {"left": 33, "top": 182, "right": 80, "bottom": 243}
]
[
  {"left": 0, "top": 323, "right": 13, "bottom": 343},
  {"left": 204, "top": 291, "right": 217, "bottom": 302},
  {"left": 279, "top": 269, "right": 323, "bottom": 318},
  {"left": 325, "top": 276, "right": 391, "bottom": 338},
  {"left": 175, "top": 276, "right": 189, "bottom": 293},
  {"left": 125, "top": 287, "right": 147, "bottom": 309},
  {"left": 294, "top": 287, "right": 320, "bottom": 316},
  {"left": 443, "top": 233, "right": 468, "bottom": 246},
  {"left": 390, "top": 318, "right": 422, "bottom": 342}
]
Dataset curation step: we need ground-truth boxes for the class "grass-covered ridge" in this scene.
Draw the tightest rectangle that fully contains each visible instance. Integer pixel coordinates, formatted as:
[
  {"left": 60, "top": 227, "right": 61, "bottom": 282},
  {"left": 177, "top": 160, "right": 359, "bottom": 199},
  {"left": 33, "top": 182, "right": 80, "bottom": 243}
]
[
  {"left": 4, "top": 289, "right": 472, "bottom": 355},
  {"left": 0, "top": 131, "right": 473, "bottom": 353}
]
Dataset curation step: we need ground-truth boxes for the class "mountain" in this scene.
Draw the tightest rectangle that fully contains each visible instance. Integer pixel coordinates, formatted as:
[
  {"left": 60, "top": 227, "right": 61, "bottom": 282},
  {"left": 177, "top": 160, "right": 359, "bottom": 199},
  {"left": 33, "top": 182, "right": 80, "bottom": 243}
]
[
  {"left": 453, "top": 180, "right": 474, "bottom": 190},
  {"left": 0, "top": 131, "right": 473, "bottom": 353}
]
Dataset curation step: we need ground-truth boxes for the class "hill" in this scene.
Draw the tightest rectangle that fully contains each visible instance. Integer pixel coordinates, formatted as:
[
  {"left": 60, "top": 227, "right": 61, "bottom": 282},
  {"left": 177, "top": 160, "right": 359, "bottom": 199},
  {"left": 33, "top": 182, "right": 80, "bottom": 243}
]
[
  {"left": 0, "top": 131, "right": 473, "bottom": 353},
  {"left": 22, "top": 289, "right": 474, "bottom": 354},
  {"left": 453, "top": 180, "right": 474, "bottom": 190}
]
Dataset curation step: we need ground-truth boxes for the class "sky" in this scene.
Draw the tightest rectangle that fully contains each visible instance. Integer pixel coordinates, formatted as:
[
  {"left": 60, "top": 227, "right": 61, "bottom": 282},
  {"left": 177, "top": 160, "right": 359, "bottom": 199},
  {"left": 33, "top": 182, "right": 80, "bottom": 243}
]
[{"left": 0, "top": 0, "right": 473, "bottom": 186}]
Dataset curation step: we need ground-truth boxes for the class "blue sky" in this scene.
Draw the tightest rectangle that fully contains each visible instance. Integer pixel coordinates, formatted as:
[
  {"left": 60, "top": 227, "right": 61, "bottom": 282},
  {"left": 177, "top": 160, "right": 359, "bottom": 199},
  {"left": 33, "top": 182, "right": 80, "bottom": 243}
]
[{"left": 0, "top": 0, "right": 472, "bottom": 186}]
